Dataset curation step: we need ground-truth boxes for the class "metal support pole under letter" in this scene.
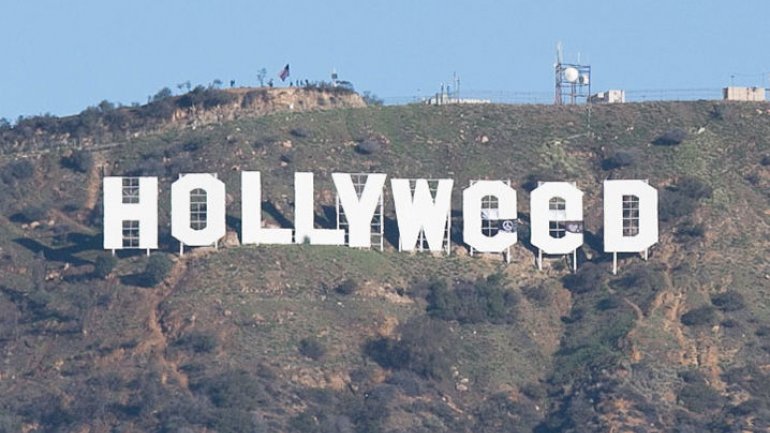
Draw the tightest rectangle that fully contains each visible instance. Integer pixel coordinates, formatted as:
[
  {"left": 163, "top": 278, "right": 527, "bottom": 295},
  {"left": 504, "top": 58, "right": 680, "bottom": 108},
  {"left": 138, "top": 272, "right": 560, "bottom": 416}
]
[
  {"left": 613, "top": 252, "right": 618, "bottom": 275},
  {"left": 573, "top": 249, "right": 577, "bottom": 272}
]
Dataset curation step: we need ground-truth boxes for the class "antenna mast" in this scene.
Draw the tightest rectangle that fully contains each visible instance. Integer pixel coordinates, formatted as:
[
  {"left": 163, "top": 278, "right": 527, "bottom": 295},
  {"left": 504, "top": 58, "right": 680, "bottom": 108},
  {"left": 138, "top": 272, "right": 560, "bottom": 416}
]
[{"left": 554, "top": 42, "right": 591, "bottom": 105}]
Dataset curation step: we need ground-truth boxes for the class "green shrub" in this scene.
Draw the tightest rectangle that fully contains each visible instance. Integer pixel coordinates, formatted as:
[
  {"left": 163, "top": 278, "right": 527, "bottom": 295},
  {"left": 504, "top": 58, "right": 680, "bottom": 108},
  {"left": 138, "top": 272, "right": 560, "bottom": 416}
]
[
  {"left": 426, "top": 273, "right": 516, "bottom": 324},
  {"left": 610, "top": 264, "right": 668, "bottom": 313},
  {"left": 364, "top": 317, "right": 452, "bottom": 379},
  {"left": 1, "top": 160, "right": 34, "bottom": 184},
  {"left": 601, "top": 151, "right": 635, "bottom": 170},
  {"left": 298, "top": 337, "right": 326, "bottom": 360},
  {"left": 596, "top": 296, "right": 623, "bottom": 311},
  {"left": 354, "top": 139, "right": 382, "bottom": 155},
  {"left": 289, "top": 127, "right": 310, "bottom": 138},
  {"left": 678, "top": 382, "right": 723, "bottom": 412},
  {"left": 182, "top": 137, "right": 205, "bottom": 152},
  {"left": 676, "top": 177, "right": 713, "bottom": 200},
  {"left": 142, "top": 254, "right": 173, "bottom": 286},
  {"left": 711, "top": 291, "right": 745, "bottom": 312},
  {"left": 659, "top": 177, "right": 711, "bottom": 222},
  {"left": 362, "top": 91, "right": 384, "bottom": 106},
  {"left": 659, "top": 189, "right": 697, "bottom": 222},
  {"left": 681, "top": 306, "right": 719, "bottom": 327},
  {"left": 152, "top": 87, "right": 173, "bottom": 102},
  {"left": 177, "top": 87, "right": 236, "bottom": 109},
  {"left": 563, "top": 262, "right": 607, "bottom": 294},
  {"left": 14, "top": 206, "right": 47, "bottom": 223},
  {"left": 142, "top": 98, "right": 176, "bottom": 120},
  {"left": 197, "top": 370, "right": 266, "bottom": 410},
  {"left": 654, "top": 128, "right": 687, "bottom": 146},
  {"left": 61, "top": 150, "right": 93, "bottom": 173},
  {"left": 335, "top": 279, "right": 358, "bottom": 295},
  {"left": 520, "top": 382, "right": 548, "bottom": 400},
  {"left": 675, "top": 221, "right": 706, "bottom": 240},
  {"left": 522, "top": 284, "right": 551, "bottom": 306},
  {"left": 93, "top": 254, "right": 117, "bottom": 279},
  {"left": 174, "top": 332, "right": 218, "bottom": 353}
]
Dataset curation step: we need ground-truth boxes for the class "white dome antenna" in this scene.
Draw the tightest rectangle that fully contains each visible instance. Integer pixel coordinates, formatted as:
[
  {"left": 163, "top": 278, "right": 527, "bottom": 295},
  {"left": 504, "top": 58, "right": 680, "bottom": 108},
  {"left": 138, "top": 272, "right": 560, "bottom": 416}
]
[{"left": 554, "top": 44, "right": 591, "bottom": 105}]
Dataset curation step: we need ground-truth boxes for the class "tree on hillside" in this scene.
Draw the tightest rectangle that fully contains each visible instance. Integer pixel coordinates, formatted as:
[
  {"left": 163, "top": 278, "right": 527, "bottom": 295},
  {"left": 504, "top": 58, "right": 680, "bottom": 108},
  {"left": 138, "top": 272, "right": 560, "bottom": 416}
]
[
  {"left": 142, "top": 254, "right": 173, "bottom": 286},
  {"left": 93, "top": 254, "right": 117, "bottom": 279},
  {"left": 362, "top": 91, "right": 384, "bottom": 106},
  {"left": 152, "top": 87, "right": 173, "bottom": 102},
  {"left": 257, "top": 68, "right": 267, "bottom": 87}
]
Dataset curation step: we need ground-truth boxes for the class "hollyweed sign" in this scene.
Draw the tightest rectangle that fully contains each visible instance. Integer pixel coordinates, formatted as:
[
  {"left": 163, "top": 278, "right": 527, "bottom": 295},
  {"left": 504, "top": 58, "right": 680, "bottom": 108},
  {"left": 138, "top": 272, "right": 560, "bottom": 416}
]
[{"left": 103, "top": 172, "right": 658, "bottom": 273}]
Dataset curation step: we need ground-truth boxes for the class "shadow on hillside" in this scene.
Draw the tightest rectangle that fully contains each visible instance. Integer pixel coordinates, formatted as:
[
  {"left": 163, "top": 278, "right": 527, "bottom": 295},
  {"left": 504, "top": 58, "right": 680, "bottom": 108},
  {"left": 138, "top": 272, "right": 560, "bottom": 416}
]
[
  {"left": 262, "top": 200, "right": 293, "bottom": 228},
  {"left": 517, "top": 213, "right": 536, "bottom": 255},
  {"left": 383, "top": 215, "right": 400, "bottom": 249},
  {"left": 13, "top": 235, "right": 99, "bottom": 266},
  {"left": 317, "top": 205, "right": 337, "bottom": 229},
  {"left": 226, "top": 215, "right": 241, "bottom": 233},
  {"left": 119, "top": 273, "right": 148, "bottom": 287},
  {"left": 583, "top": 229, "right": 604, "bottom": 259},
  {"left": 450, "top": 210, "right": 464, "bottom": 249}
]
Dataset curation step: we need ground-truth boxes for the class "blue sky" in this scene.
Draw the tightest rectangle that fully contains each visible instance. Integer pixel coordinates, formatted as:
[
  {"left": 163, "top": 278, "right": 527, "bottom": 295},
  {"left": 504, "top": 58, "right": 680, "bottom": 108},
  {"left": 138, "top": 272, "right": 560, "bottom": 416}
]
[{"left": 1, "top": 1, "right": 769, "bottom": 119}]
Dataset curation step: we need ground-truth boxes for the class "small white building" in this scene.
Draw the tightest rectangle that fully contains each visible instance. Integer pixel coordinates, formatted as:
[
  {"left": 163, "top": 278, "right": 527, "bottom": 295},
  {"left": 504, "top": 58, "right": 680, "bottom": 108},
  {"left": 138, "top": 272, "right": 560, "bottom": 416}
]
[
  {"left": 723, "top": 86, "right": 766, "bottom": 102},
  {"left": 589, "top": 90, "right": 625, "bottom": 104},
  {"left": 425, "top": 95, "right": 490, "bottom": 105}
]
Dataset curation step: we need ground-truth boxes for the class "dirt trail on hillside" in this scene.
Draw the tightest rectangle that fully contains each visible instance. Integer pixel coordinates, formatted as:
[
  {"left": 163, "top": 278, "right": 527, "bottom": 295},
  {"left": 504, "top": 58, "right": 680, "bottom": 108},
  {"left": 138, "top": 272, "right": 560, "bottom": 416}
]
[
  {"left": 83, "top": 152, "right": 105, "bottom": 213},
  {"left": 129, "top": 248, "right": 213, "bottom": 391}
]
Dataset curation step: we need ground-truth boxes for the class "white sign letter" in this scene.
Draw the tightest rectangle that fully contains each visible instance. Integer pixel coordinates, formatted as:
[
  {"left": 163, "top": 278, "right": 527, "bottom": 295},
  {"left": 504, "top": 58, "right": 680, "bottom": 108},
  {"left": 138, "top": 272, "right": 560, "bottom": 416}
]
[
  {"left": 171, "top": 174, "right": 226, "bottom": 246},
  {"left": 603, "top": 180, "right": 658, "bottom": 253},
  {"left": 295, "top": 172, "right": 344, "bottom": 245},
  {"left": 332, "top": 173, "right": 387, "bottom": 248},
  {"left": 530, "top": 182, "right": 583, "bottom": 255},
  {"left": 103, "top": 177, "right": 158, "bottom": 251},
  {"left": 241, "top": 171, "right": 293, "bottom": 245},
  {"left": 391, "top": 179, "right": 453, "bottom": 252},
  {"left": 462, "top": 180, "right": 517, "bottom": 252}
]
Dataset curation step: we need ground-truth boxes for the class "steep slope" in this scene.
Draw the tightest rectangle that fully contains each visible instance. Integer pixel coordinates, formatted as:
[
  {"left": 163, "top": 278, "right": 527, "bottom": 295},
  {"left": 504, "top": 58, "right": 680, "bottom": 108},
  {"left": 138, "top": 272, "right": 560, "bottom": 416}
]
[{"left": 0, "top": 101, "right": 769, "bottom": 433}]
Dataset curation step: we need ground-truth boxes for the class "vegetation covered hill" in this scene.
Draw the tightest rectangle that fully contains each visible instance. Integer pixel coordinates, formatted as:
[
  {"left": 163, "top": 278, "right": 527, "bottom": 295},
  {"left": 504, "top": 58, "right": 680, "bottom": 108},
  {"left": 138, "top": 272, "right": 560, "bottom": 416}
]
[{"left": 0, "top": 95, "right": 769, "bottom": 433}]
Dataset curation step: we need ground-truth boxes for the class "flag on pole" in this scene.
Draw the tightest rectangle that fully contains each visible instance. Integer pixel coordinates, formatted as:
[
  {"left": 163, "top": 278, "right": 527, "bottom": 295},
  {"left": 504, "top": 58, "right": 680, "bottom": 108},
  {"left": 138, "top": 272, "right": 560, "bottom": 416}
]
[{"left": 279, "top": 64, "right": 290, "bottom": 82}]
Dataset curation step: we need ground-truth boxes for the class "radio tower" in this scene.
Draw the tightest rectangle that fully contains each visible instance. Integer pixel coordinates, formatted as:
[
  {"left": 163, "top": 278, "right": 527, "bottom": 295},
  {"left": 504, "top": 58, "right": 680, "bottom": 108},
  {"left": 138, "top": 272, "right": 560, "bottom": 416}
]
[{"left": 554, "top": 42, "right": 591, "bottom": 105}]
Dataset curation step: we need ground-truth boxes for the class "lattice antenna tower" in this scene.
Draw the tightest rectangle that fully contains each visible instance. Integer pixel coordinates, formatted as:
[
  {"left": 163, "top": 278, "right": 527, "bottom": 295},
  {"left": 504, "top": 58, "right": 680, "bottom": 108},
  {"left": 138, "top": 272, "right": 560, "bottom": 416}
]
[{"left": 554, "top": 42, "right": 591, "bottom": 105}]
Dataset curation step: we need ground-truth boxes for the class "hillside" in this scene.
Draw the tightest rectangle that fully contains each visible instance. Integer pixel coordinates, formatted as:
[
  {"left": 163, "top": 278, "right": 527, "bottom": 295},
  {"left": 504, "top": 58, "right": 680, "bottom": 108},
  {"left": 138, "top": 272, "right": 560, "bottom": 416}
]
[
  {"left": 0, "top": 99, "right": 770, "bottom": 433},
  {"left": 0, "top": 86, "right": 365, "bottom": 157}
]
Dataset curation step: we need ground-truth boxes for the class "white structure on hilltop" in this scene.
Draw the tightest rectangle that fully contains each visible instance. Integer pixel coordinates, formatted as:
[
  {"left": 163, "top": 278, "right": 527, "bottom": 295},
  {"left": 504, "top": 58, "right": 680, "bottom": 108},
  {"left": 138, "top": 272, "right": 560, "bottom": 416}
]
[
  {"left": 426, "top": 95, "right": 491, "bottom": 105},
  {"left": 554, "top": 42, "right": 591, "bottom": 105},
  {"left": 723, "top": 86, "right": 766, "bottom": 102},
  {"left": 425, "top": 74, "right": 491, "bottom": 105},
  {"left": 590, "top": 90, "right": 625, "bottom": 104}
]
